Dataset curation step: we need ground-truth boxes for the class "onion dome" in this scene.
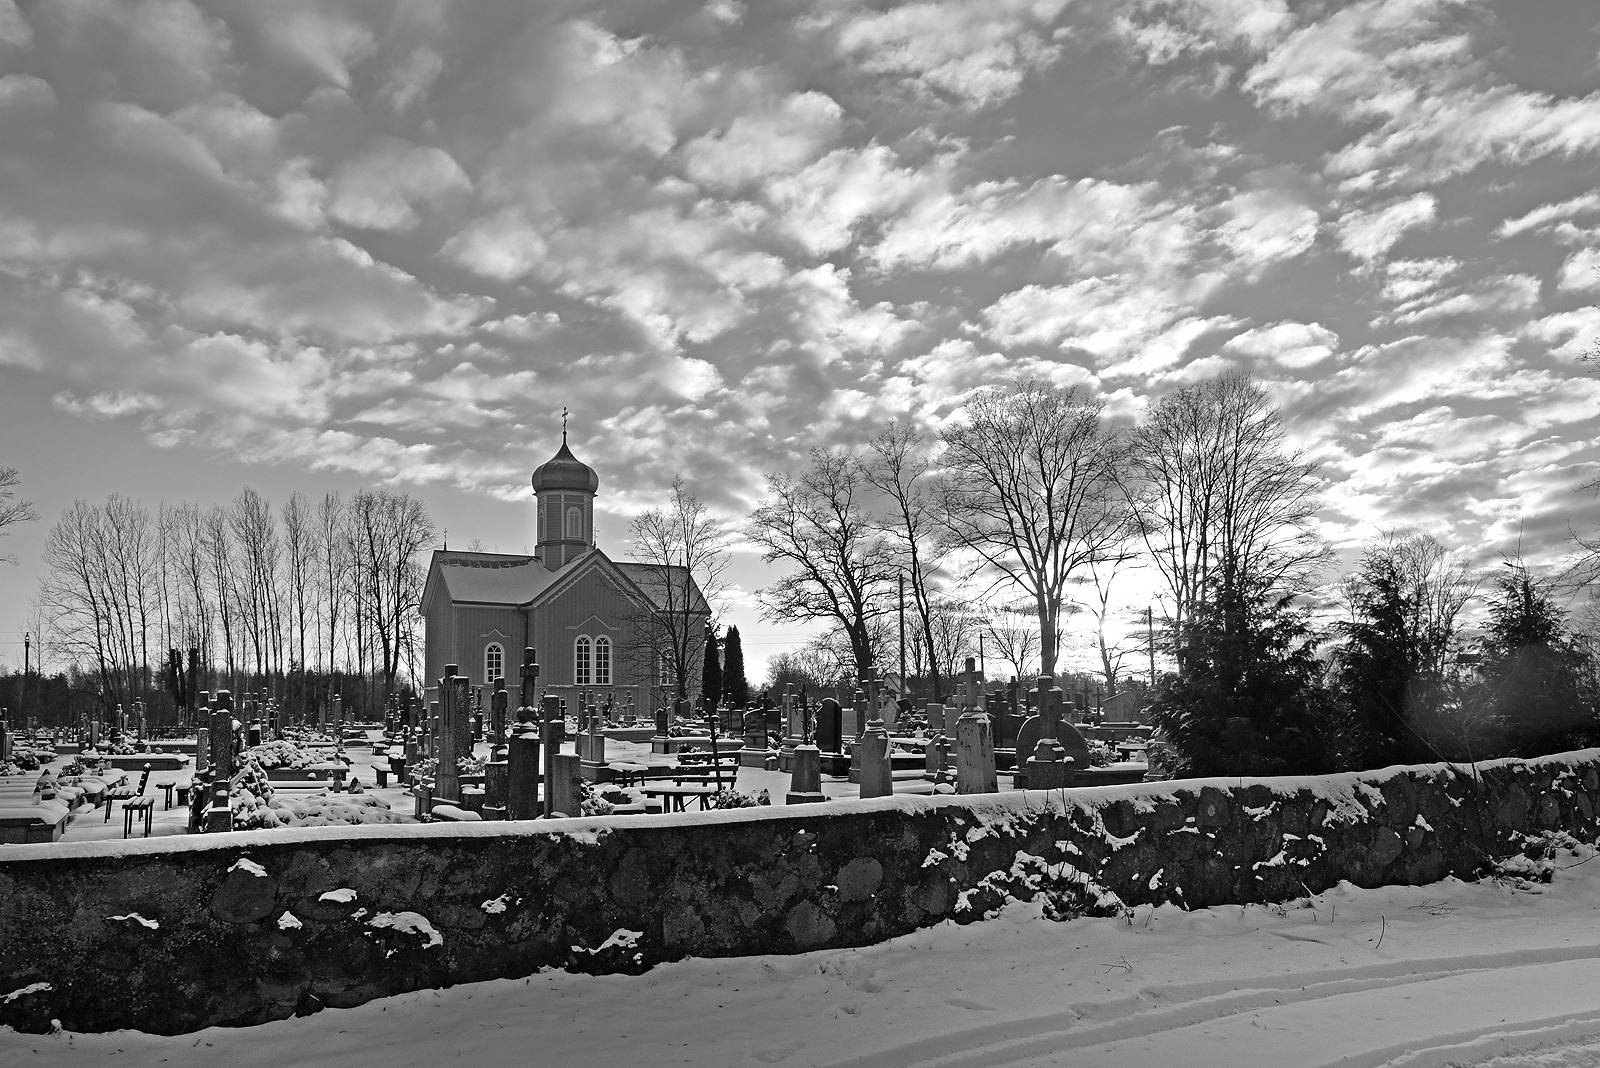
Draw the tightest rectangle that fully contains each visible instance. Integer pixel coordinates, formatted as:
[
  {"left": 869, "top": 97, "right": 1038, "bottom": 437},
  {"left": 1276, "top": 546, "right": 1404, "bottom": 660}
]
[{"left": 531, "top": 434, "right": 599, "bottom": 494}]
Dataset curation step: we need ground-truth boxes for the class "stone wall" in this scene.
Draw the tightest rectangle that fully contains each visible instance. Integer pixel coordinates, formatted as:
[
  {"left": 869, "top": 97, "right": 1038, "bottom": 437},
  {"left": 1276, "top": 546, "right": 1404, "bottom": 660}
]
[{"left": 3, "top": 751, "right": 1597, "bottom": 1035}]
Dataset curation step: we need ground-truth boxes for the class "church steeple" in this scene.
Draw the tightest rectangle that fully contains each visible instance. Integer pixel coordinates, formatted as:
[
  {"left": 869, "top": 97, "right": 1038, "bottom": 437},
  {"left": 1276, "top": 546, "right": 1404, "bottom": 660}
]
[{"left": 531, "top": 423, "right": 598, "bottom": 569}]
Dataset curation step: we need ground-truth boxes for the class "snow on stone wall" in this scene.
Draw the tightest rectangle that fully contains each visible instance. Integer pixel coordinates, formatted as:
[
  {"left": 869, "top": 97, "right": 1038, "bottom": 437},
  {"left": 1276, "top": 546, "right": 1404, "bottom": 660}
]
[{"left": 2, "top": 750, "right": 1597, "bottom": 1035}]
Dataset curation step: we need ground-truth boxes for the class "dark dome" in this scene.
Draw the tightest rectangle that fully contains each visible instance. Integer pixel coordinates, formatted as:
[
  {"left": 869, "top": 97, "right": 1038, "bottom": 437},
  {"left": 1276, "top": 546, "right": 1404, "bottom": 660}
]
[{"left": 531, "top": 437, "right": 599, "bottom": 494}]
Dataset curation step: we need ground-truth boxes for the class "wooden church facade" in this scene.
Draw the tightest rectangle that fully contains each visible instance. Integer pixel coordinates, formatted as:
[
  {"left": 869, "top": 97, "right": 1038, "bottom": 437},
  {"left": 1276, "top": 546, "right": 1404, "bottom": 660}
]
[{"left": 420, "top": 436, "right": 708, "bottom": 716}]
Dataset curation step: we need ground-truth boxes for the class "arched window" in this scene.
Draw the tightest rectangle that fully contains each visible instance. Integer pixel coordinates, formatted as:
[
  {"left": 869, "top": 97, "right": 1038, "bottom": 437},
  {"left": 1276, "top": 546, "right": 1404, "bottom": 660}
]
[
  {"left": 657, "top": 653, "right": 676, "bottom": 688},
  {"left": 566, "top": 506, "right": 582, "bottom": 540},
  {"left": 574, "top": 636, "right": 592, "bottom": 686},
  {"left": 484, "top": 643, "right": 504, "bottom": 685},
  {"left": 594, "top": 636, "right": 611, "bottom": 686}
]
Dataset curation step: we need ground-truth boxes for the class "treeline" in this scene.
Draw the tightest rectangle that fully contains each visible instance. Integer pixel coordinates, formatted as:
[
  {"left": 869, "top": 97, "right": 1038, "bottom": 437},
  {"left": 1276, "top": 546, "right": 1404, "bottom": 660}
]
[
  {"left": 747, "top": 371, "right": 1600, "bottom": 771},
  {"left": 34, "top": 488, "right": 434, "bottom": 723}
]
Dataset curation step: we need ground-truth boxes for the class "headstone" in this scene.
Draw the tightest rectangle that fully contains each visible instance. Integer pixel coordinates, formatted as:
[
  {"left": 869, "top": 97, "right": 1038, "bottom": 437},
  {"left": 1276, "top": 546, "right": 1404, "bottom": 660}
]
[
  {"left": 196, "top": 727, "right": 210, "bottom": 776},
  {"left": 436, "top": 666, "right": 464, "bottom": 802},
  {"left": 548, "top": 752, "right": 581, "bottom": 818},
  {"left": 0, "top": 721, "right": 9, "bottom": 762},
  {"left": 739, "top": 709, "right": 769, "bottom": 768},
  {"left": 541, "top": 695, "right": 563, "bottom": 817},
  {"left": 857, "top": 710, "right": 893, "bottom": 799},
  {"left": 815, "top": 698, "right": 843, "bottom": 755},
  {"left": 850, "top": 685, "right": 868, "bottom": 740},
  {"left": 483, "top": 759, "right": 509, "bottom": 819},
  {"left": 779, "top": 684, "right": 802, "bottom": 771},
  {"left": 490, "top": 676, "right": 509, "bottom": 760},
  {"left": 578, "top": 729, "right": 609, "bottom": 782},
  {"left": 880, "top": 694, "right": 897, "bottom": 731},
  {"left": 955, "top": 705, "right": 997, "bottom": 794},
  {"left": 927, "top": 702, "right": 945, "bottom": 732},
  {"left": 786, "top": 744, "right": 827, "bottom": 805}
]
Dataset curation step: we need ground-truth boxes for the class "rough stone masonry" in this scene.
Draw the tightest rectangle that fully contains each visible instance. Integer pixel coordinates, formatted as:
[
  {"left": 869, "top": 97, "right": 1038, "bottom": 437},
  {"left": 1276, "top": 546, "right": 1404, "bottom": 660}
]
[{"left": 2, "top": 750, "right": 1597, "bottom": 1035}]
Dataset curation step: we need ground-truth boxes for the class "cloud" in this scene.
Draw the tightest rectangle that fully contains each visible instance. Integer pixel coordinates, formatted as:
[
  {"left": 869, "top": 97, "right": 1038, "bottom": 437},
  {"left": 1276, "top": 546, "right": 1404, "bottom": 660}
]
[
  {"left": 816, "top": 0, "right": 1072, "bottom": 109},
  {"left": 0, "top": 73, "right": 54, "bottom": 111},
  {"left": 1336, "top": 193, "right": 1436, "bottom": 263},
  {"left": 0, "top": 0, "right": 32, "bottom": 48},
  {"left": 1496, "top": 193, "right": 1600, "bottom": 239},
  {"left": 682, "top": 91, "right": 844, "bottom": 190},
  {"left": 1215, "top": 186, "right": 1320, "bottom": 267},
  {"left": 1558, "top": 246, "right": 1600, "bottom": 292},
  {"left": 328, "top": 139, "right": 471, "bottom": 232},
  {"left": 1224, "top": 321, "right": 1339, "bottom": 368}
]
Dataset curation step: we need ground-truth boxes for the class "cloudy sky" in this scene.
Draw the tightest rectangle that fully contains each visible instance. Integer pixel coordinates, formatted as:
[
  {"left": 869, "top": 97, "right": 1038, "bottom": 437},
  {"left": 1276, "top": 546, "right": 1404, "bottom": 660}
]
[{"left": 1, "top": 0, "right": 1598, "bottom": 677}]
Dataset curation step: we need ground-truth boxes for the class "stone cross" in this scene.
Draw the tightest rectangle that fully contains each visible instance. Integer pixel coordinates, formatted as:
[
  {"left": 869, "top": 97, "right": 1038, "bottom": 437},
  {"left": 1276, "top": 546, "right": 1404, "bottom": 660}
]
[{"left": 779, "top": 683, "right": 802, "bottom": 772}]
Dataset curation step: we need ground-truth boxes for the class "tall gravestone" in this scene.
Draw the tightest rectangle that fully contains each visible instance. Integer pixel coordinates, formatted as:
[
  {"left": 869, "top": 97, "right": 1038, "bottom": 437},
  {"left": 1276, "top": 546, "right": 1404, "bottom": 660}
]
[
  {"left": 507, "top": 651, "right": 542, "bottom": 820},
  {"left": 815, "top": 698, "right": 843, "bottom": 755},
  {"left": 779, "top": 685, "right": 802, "bottom": 772},
  {"left": 490, "top": 677, "right": 509, "bottom": 760},
  {"left": 207, "top": 691, "right": 236, "bottom": 832},
  {"left": 786, "top": 742, "right": 827, "bottom": 805},
  {"left": 435, "top": 666, "right": 464, "bottom": 803},
  {"left": 1025, "top": 673, "right": 1071, "bottom": 790},
  {"left": 540, "top": 694, "right": 564, "bottom": 817},
  {"left": 739, "top": 708, "right": 769, "bottom": 768},
  {"left": 955, "top": 701, "right": 997, "bottom": 795},
  {"left": 857, "top": 707, "right": 893, "bottom": 799}
]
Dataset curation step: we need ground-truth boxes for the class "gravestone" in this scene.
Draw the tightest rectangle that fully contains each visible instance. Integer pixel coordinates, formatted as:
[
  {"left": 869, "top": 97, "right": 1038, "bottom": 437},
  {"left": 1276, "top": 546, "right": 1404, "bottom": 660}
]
[
  {"left": 579, "top": 728, "right": 609, "bottom": 782},
  {"left": 490, "top": 676, "right": 509, "bottom": 761},
  {"left": 857, "top": 713, "right": 893, "bottom": 799},
  {"left": 436, "top": 666, "right": 465, "bottom": 803},
  {"left": 548, "top": 752, "right": 581, "bottom": 818},
  {"left": 540, "top": 695, "right": 564, "bottom": 817},
  {"left": 779, "top": 685, "right": 802, "bottom": 771},
  {"left": 786, "top": 744, "right": 827, "bottom": 805},
  {"left": 195, "top": 726, "right": 209, "bottom": 776},
  {"left": 955, "top": 705, "right": 997, "bottom": 794},
  {"left": 206, "top": 692, "right": 236, "bottom": 832},
  {"left": 739, "top": 709, "right": 769, "bottom": 768},
  {"left": 815, "top": 698, "right": 843, "bottom": 755},
  {"left": 0, "top": 721, "right": 9, "bottom": 763}
]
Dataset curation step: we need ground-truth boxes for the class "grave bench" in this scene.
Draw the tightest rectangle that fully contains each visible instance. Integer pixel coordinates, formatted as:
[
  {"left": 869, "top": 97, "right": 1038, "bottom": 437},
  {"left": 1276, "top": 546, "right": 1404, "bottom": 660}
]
[{"left": 157, "top": 774, "right": 194, "bottom": 810}]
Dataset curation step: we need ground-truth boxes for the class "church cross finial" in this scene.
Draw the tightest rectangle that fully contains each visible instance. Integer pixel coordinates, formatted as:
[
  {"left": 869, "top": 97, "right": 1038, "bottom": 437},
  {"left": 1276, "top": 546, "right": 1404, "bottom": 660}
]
[{"left": 561, "top": 406, "right": 568, "bottom": 443}]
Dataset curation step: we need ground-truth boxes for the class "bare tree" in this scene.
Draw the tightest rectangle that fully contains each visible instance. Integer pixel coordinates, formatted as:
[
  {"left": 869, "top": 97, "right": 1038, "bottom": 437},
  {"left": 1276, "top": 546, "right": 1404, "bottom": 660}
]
[
  {"left": 230, "top": 488, "right": 283, "bottom": 695},
  {"left": 749, "top": 448, "right": 897, "bottom": 678},
  {"left": 316, "top": 492, "right": 345, "bottom": 676},
  {"left": 940, "top": 381, "right": 1129, "bottom": 676},
  {"left": 1071, "top": 551, "right": 1142, "bottom": 694},
  {"left": 982, "top": 601, "right": 1041, "bottom": 681},
  {"left": 0, "top": 467, "right": 39, "bottom": 564},
  {"left": 1341, "top": 531, "right": 1480, "bottom": 678},
  {"left": 622, "top": 475, "right": 727, "bottom": 704},
  {"left": 864, "top": 421, "right": 950, "bottom": 699},
  {"left": 346, "top": 490, "right": 434, "bottom": 699},
  {"left": 1124, "top": 371, "right": 1329, "bottom": 665}
]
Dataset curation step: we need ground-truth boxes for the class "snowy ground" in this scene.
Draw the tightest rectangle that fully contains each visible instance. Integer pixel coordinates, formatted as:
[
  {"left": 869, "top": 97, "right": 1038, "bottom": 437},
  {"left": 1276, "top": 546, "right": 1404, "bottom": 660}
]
[{"left": 8, "top": 835, "right": 1600, "bottom": 1065}]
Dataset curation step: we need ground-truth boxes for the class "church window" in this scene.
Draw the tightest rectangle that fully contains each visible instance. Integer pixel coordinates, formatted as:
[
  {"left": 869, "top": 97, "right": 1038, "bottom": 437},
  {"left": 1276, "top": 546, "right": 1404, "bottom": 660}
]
[
  {"left": 575, "top": 636, "right": 592, "bottom": 686},
  {"left": 594, "top": 636, "right": 611, "bottom": 686},
  {"left": 566, "top": 506, "right": 582, "bottom": 540},
  {"left": 657, "top": 653, "right": 676, "bottom": 688},
  {"left": 484, "top": 643, "right": 504, "bottom": 685}
]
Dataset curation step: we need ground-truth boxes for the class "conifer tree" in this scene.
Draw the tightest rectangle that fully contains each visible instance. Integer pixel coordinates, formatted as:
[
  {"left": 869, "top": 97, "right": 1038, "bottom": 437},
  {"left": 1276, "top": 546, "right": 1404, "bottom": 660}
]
[
  {"left": 701, "top": 622, "right": 722, "bottom": 710},
  {"left": 722, "top": 625, "right": 749, "bottom": 709}
]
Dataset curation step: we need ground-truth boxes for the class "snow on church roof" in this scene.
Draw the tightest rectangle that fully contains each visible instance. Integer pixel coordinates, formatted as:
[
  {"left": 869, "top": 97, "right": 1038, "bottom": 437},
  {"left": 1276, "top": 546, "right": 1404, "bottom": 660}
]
[{"left": 427, "top": 551, "right": 557, "bottom": 607}]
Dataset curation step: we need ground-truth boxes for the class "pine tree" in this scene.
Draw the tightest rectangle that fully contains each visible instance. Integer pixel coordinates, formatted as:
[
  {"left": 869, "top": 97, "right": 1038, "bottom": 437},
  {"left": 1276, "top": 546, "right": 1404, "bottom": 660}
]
[
  {"left": 722, "top": 625, "right": 749, "bottom": 709},
  {"left": 701, "top": 623, "right": 722, "bottom": 710},
  {"left": 1472, "top": 566, "right": 1599, "bottom": 756},
  {"left": 1150, "top": 582, "right": 1347, "bottom": 777}
]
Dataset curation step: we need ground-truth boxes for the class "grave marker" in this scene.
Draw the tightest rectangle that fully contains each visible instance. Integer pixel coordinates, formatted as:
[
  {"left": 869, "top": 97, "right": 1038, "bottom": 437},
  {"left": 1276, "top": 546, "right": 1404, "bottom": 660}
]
[
  {"left": 857, "top": 704, "right": 893, "bottom": 799},
  {"left": 507, "top": 651, "right": 542, "bottom": 819},
  {"left": 955, "top": 701, "right": 997, "bottom": 794}
]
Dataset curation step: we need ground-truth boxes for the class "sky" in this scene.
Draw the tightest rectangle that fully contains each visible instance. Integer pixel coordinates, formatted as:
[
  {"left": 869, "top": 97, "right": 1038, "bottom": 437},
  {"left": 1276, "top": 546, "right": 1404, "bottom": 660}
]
[{"left": 0, "top": 0, "right": 1598, "bottom": 678}]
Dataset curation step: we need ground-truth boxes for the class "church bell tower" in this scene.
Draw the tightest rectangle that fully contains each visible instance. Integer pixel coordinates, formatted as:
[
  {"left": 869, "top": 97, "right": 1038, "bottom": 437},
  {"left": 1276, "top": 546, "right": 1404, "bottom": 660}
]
[{"left": 530, "top": 428, "right": 599, "bottom": 570}]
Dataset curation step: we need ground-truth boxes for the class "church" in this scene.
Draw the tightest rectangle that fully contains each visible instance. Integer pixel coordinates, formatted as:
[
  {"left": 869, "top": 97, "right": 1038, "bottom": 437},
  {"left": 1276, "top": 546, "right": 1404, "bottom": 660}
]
[{"left": 420, "top": 433, "right": 709, "bottom": 718}]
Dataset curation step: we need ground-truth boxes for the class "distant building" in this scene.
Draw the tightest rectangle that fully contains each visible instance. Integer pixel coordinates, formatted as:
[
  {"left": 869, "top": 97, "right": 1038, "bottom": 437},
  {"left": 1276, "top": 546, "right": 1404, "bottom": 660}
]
[{"left": 419, "top": 434, "right": 708, "bottom": 715}]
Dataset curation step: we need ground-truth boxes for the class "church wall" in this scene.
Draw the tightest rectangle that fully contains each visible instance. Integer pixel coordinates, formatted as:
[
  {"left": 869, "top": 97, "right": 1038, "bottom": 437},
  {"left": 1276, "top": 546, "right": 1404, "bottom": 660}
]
[
  {"left": 449, "top": 606, "right": 525, "bottom": 688},
  {"left": 422, "top": 597, "right": 455, "bottom": 692}
]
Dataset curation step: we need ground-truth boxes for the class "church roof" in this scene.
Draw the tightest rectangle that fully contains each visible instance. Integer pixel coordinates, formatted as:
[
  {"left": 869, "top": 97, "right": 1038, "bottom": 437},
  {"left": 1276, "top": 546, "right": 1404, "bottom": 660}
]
[
  {"left": 530, "top": 435, "right": 599, "bottom": 494},
  {"left": 423, "top": 551, "right": 556, "bottom": 608},
  {"left": 615, "top": 561, "right": 712, "bottom": 617}
]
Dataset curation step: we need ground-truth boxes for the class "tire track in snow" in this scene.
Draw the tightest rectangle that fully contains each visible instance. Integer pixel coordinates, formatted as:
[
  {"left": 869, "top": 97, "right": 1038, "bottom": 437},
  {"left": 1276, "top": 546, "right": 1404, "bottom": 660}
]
[{"left": 819, "top": 943, "right": 1600, "bottom": 1068}]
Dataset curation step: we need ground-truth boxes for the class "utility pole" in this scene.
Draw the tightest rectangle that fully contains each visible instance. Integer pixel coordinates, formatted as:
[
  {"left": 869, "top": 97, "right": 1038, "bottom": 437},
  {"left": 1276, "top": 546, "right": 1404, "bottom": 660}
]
[
  {"left": 23, "top": 631, "right": 30, "bottom": 725},
  {"left": 898, "top": 574, "right": 907, "bottom": 693},
  {"left": 1146, "top": 607, "right": 1155, "bottom": 686}
]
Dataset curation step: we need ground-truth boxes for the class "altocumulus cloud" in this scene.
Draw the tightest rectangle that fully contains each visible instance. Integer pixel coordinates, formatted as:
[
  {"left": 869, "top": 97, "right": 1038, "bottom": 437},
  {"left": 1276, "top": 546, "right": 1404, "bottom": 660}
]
[{"left": 0, "top": 0, "right": 1595, "bottom": 570}]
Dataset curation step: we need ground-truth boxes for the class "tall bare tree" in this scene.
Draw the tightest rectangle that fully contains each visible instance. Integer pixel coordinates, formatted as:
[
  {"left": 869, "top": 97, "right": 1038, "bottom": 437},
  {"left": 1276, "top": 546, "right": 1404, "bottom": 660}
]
[
  {"left": 0, "top": 467, "right": 39, "bottom": 564},
  {"left": 622, "top": 475, "right": 727, "bottom": 704},
  {"left": 982, "top": 602, "right": 1041, "bottom": 681},
  {"left": 316, "top": 492, "right": 345, "bottom": 676},
  {"left": 1124, "top": 372, "right": 1328, "bottom": 665},
  {"left": 941, "top": 381, "right": 1129, "bottom": 676},
  {"left": 864, "top": 421, "right": 950, "bottom": 699},
  {"left": 749, "top": 448, "right": 897, "bottom": 678},
  {"left": 346, "top": 490, "right": 433, "bottom": 698}
]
